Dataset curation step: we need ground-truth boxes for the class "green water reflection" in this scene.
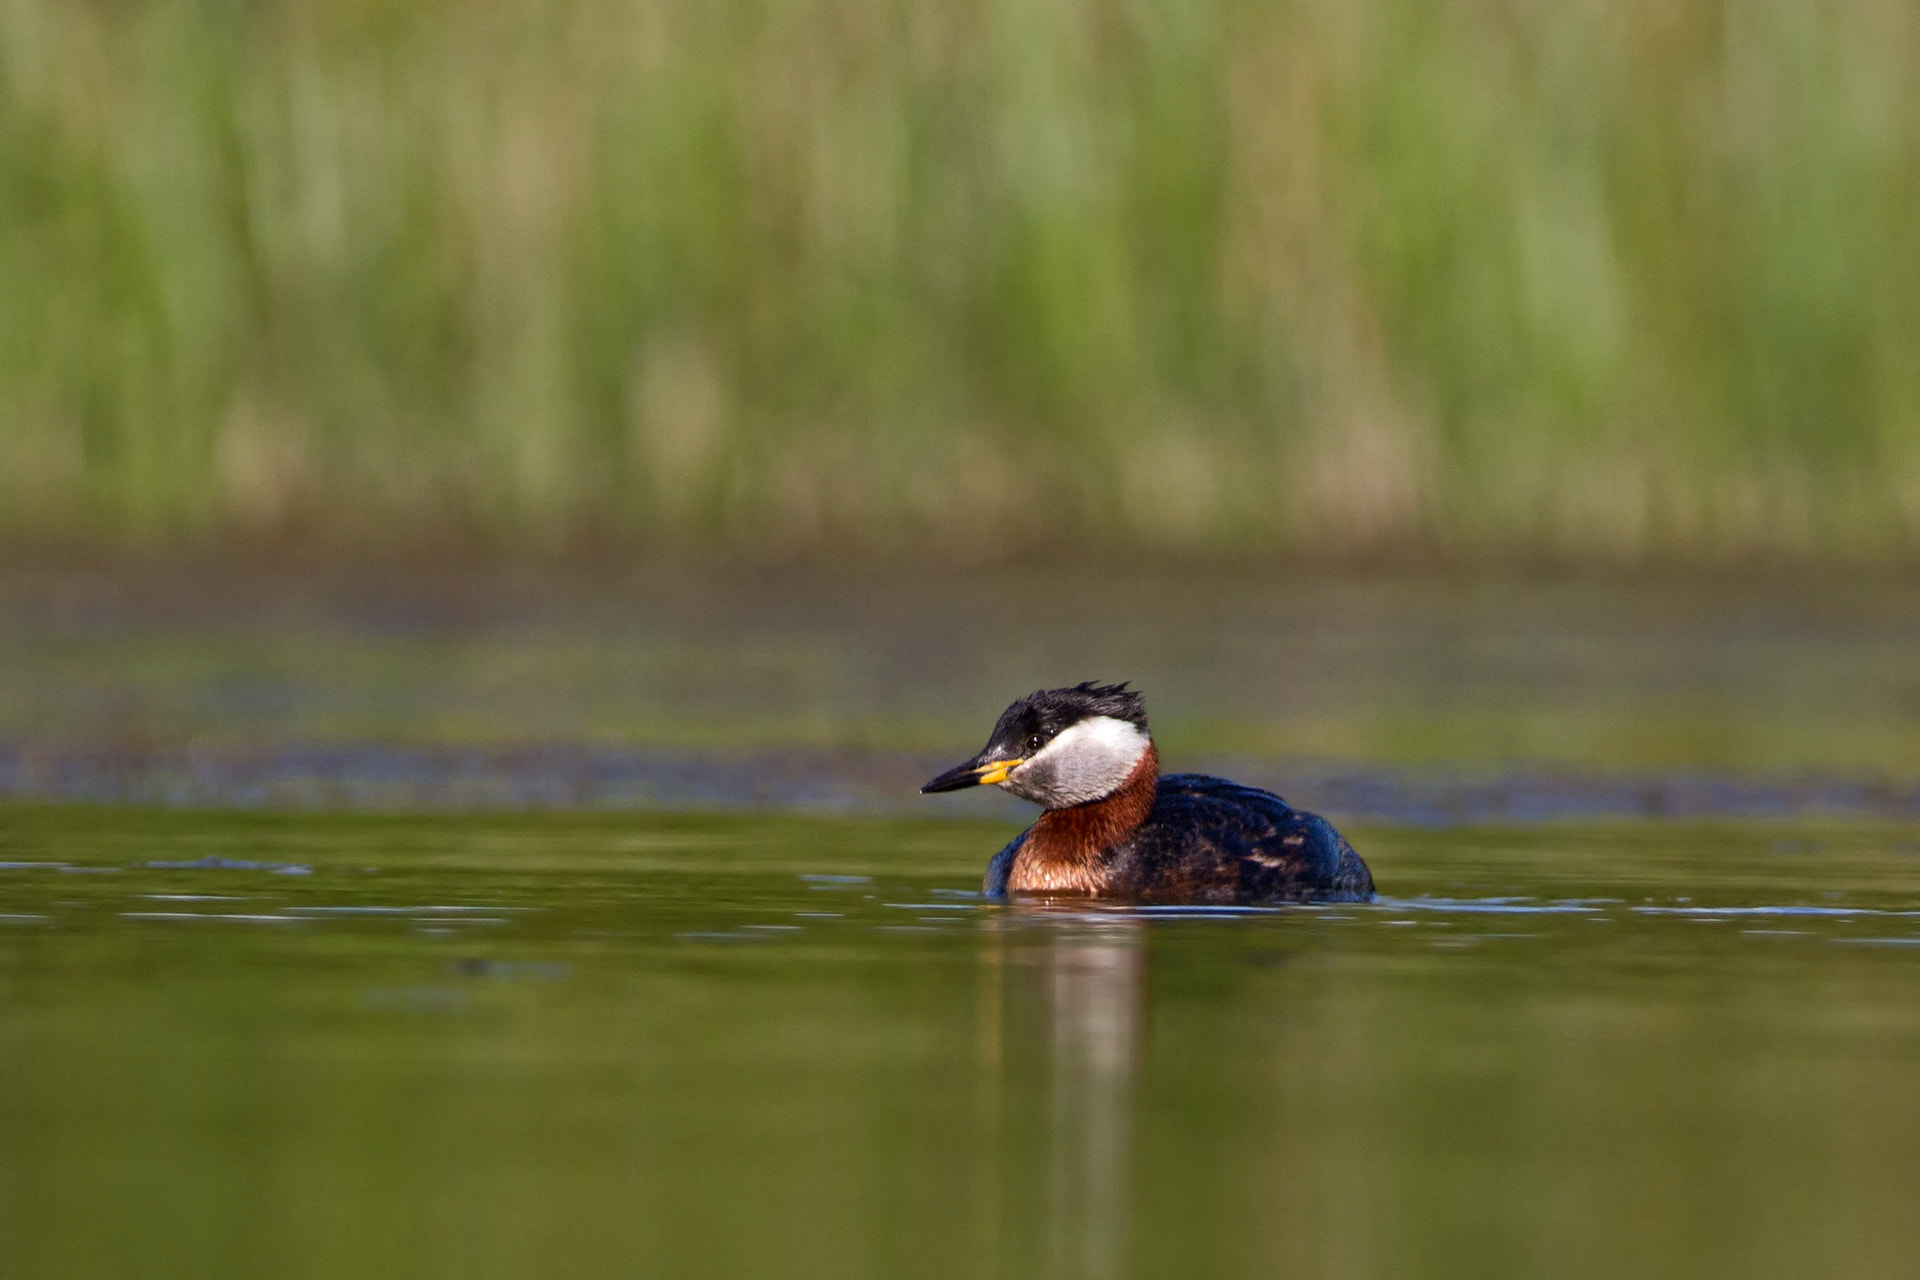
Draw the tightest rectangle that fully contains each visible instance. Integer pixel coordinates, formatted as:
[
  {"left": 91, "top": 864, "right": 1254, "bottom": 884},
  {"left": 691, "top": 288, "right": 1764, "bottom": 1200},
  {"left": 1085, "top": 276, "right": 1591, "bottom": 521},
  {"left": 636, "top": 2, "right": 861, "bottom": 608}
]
[
  {"left": 3, "top": 807, "right": 1919, "bottom": 1279},
  {"left": 8, "top": 567, "right": 1920, "bottom": 776}
]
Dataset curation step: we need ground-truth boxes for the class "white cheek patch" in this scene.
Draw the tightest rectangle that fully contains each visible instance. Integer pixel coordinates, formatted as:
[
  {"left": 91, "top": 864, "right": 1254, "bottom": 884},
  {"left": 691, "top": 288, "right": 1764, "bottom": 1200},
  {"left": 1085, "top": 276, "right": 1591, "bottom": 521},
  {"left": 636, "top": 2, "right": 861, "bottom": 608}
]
[{"left": 1007, "top": 715, "right": 1150, "bottom": 807}]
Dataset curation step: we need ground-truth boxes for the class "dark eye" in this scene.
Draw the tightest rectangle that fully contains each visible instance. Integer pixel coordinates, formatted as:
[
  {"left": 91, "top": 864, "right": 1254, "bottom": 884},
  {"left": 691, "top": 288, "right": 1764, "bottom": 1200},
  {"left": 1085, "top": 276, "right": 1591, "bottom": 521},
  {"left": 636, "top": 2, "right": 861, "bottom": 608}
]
[{"left": 1026, "top": 734, "right": 1044, "bottom": 753}]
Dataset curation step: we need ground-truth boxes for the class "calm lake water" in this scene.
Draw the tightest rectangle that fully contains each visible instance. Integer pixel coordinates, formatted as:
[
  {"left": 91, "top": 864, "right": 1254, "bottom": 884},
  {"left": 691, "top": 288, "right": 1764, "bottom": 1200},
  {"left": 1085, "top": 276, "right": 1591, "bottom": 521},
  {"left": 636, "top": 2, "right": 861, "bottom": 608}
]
[
  {"left": 4, "top": 807, "right": 1920, "bottom": 1280},
  {"left": 2, "top": 565, "right": 1918, "bottom": 1277}
]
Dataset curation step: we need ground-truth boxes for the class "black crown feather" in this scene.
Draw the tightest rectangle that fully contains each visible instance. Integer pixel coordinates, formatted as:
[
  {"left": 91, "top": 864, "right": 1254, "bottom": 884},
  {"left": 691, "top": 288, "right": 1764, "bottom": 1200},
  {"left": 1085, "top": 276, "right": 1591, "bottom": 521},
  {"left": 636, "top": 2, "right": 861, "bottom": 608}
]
[
  {"left": 1054, "top": 680, "right": 1147, "bottom": 728},
  {"left": 989, "top": 680, "right": 1149, "bottom": 750}
]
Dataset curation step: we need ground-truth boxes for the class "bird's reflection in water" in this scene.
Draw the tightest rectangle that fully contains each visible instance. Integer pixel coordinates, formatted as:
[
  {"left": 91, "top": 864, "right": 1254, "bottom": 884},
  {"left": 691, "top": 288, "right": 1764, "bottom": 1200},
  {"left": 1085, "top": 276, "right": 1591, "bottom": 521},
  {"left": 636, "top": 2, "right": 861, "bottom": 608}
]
[{"left": 985, "top": 907, "right": 1147, "bottom": 1280}]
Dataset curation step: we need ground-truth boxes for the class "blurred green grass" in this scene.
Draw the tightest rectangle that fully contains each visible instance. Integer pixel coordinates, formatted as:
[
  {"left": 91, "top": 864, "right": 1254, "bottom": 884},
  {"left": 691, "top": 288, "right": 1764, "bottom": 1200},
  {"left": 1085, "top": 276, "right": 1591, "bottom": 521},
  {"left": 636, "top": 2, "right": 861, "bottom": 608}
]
[{"left": 2, "top": 0, "right": 1917, "bottom": 562}]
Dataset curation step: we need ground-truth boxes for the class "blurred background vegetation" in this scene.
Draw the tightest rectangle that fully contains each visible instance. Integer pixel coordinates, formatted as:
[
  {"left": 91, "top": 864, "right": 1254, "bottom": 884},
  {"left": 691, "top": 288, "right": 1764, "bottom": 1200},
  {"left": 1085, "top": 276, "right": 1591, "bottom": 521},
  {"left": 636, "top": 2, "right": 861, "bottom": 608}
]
[{"left": 2, "top": 0, "right": 1918, "bottom": 565}]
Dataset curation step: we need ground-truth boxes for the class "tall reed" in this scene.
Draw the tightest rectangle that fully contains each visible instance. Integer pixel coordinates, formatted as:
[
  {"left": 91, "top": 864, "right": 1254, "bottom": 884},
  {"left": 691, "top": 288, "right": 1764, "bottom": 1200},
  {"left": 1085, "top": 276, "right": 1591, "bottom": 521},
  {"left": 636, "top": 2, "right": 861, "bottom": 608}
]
[{"left": 2, "top": 0, "right": 1917, "bottom": 562}]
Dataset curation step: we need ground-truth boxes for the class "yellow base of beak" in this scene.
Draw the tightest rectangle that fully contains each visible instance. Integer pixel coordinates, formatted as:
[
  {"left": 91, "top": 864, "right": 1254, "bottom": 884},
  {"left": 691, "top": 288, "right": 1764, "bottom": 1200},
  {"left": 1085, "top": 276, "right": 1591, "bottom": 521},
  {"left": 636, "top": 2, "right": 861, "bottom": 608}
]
[{"left": 976, "top": 760, "right": 1022, "bottom": 786}]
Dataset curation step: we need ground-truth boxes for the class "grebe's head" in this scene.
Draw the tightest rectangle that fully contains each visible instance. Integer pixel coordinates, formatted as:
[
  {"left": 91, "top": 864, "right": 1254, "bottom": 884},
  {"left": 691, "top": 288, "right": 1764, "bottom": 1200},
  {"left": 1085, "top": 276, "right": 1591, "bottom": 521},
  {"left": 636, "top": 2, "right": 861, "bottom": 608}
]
[{"left": 921, "top": 681, "right": 1153, "bottom": 809}]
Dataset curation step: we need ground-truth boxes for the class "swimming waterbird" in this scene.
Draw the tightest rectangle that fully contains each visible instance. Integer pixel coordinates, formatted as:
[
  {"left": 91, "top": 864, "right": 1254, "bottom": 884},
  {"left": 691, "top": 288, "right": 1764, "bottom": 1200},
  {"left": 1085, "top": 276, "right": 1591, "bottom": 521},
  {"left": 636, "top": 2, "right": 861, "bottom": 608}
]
[{"left": 923, "top": 682, "right": 1374, "bottom": 903}]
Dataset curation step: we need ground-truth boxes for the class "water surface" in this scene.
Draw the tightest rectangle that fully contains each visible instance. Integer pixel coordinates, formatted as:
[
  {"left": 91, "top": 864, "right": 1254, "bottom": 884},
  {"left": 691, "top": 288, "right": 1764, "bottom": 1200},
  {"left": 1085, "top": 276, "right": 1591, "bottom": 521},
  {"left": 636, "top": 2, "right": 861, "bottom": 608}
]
[{"left": 4, "top": 807, "right": 1919, "bottom": 1279}]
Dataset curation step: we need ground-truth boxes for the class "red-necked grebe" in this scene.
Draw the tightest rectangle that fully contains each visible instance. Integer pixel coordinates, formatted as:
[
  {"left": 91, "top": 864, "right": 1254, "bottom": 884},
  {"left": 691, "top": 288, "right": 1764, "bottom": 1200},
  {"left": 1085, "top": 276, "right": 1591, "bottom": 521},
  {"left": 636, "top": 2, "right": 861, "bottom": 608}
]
[{"left": 923, "top": 681, "right": 1374, "bottom": 903}]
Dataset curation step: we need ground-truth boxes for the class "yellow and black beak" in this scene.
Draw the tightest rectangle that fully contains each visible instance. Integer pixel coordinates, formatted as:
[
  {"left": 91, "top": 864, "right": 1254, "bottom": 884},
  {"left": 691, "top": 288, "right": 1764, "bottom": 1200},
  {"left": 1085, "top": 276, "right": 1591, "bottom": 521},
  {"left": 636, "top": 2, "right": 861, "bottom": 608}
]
[{"left": 921, "top": 754, "right": 1025, "bottom": 793}]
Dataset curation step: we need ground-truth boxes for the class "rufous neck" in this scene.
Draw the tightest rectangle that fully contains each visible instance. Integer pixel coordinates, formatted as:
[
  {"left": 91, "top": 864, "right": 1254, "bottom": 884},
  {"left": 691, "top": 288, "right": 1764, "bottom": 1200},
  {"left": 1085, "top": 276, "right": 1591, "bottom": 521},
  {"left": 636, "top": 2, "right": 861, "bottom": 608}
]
[{"left": 1031, "top": 740, "right": 1159, "bottom": 856}]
